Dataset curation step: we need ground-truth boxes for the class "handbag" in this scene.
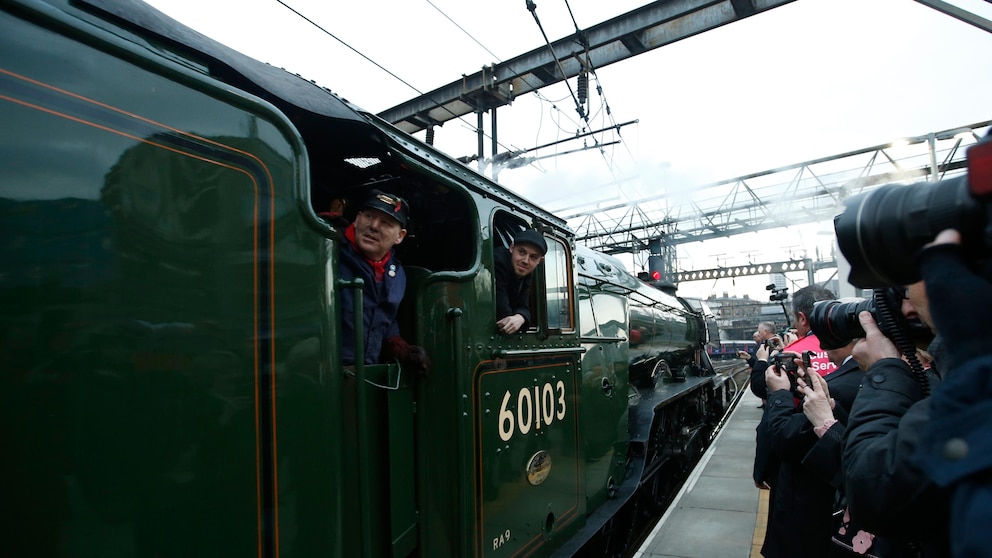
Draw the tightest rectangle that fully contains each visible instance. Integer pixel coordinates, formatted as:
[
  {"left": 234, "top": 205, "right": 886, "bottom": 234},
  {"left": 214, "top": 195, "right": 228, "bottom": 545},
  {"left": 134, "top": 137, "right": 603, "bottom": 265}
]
[{"left": 831, "top": 507, "right": 882, "bottom": 558}]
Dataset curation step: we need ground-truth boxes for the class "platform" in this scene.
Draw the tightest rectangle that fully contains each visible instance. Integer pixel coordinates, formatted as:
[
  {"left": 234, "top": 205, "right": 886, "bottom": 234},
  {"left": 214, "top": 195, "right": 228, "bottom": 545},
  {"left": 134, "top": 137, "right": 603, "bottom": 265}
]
[{"left": 634, "top": 389, "right": 766, "bottom": 558}]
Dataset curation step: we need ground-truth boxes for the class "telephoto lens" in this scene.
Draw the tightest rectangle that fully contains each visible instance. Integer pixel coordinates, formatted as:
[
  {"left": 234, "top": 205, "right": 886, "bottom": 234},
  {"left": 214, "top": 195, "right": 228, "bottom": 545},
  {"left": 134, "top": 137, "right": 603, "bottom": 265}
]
[
  {"left": 810, "top": 290, "right": 935, "bottom": 351},
  {"left": 833, "top": 176, "right": 984, "bottom": 288},
  {"left": 808, "top": 299, "right": 873, "bottom": 350}
]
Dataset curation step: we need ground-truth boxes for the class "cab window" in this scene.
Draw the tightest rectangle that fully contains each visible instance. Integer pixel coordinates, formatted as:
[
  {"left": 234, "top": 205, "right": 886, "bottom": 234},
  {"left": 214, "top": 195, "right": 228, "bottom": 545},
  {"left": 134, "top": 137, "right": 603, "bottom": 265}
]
[
  {"left": 492, "top": 213, "right": 573, "bottom": 333},
  {"left": 544, "top": 238, "right": 573, "bottom": 331}
]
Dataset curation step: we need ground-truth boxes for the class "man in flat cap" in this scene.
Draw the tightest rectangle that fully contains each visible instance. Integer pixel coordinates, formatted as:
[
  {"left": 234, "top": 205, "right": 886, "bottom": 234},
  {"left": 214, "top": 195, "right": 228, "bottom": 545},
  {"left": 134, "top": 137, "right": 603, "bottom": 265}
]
[
  {"left": 339, "top": 189, "right": 427, "bottom": 372},
  {"left": 495, "top": 229, "right": 547, "bottom": 335}
]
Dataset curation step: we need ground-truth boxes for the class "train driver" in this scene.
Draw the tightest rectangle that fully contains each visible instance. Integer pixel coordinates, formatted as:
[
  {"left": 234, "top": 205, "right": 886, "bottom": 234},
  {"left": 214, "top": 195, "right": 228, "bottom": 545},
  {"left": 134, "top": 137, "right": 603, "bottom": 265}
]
[
  {"left": 339, "top": 189, "right": 427, "bottom": 372},
  {"left": 495, "top": 229, "right": 547, "bottom": 335}
]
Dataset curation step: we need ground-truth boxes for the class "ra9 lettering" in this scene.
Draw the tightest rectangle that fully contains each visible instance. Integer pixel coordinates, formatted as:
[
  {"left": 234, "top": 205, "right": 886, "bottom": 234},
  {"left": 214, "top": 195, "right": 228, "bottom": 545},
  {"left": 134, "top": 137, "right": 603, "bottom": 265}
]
[
  {"left": 492, "top": 529, "right": 511, "bottom": 550},
  {"left": 497, "top": 381, "right": 566, "bottom": 442}
]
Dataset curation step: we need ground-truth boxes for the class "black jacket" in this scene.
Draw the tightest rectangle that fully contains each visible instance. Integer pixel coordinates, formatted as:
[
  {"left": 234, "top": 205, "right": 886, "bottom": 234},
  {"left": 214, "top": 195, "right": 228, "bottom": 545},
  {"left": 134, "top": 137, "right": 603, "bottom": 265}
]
[
  {"left": 759, "top": 358, "right": 865, "bottom": 558},
  {"left": 750, "top": 359, "right": 777, "bottom": 487},
  {"left": 494, "top": 247, "right": 532, "bottom": 325},
  {"left": 761, "top": 388, "right": 837, "bottom": 558},
  {"left": 800, "top": 356, "right": 861, "bottom": 489},
  {"left": 842, "top": 357, "right": 950, "bottom": 557}
]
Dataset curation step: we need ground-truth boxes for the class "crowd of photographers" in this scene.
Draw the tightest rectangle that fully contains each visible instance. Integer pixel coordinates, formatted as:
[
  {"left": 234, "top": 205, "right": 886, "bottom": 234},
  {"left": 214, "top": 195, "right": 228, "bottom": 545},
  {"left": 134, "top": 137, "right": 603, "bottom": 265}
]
[{"left": 744, "top": 134, "right": 991, "bottom": 558}]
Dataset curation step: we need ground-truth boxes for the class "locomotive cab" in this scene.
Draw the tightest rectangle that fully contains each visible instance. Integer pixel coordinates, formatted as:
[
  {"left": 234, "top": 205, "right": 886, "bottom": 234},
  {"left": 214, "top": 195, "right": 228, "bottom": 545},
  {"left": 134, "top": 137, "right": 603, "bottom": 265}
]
[{"left": 303, "top": 111, "right": 588, "bottom": 556}]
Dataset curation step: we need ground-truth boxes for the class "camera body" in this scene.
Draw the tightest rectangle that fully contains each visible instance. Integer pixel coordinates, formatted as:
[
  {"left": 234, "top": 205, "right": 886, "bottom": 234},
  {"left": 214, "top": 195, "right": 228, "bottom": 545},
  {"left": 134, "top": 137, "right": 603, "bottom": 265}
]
[
  {"left": 770, "top": 351, "right": 814, "bottom": 395},
  {"left": 771, "top": 352, "right": 798, "bottom": 375},
  {"left": 834, "top": 137, "right": 992, "bottom": 288}
]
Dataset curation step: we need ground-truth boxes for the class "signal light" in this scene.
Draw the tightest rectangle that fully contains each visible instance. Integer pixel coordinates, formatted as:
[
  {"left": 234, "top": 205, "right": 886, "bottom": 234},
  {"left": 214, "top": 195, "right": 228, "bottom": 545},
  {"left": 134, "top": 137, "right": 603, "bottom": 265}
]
[
  {"left": 968, "top": 138, "right": 992, "bottom": 196},
  {"left": 651, "top": 271, "right": 661, "bottom": 281}
]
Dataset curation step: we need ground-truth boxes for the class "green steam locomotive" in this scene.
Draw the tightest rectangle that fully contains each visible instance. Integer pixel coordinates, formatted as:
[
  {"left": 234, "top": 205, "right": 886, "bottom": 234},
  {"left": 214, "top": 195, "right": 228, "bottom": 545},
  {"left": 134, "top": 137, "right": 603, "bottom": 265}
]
[{"left": 0, "top": 1, "right": 737, "bottom": 556}]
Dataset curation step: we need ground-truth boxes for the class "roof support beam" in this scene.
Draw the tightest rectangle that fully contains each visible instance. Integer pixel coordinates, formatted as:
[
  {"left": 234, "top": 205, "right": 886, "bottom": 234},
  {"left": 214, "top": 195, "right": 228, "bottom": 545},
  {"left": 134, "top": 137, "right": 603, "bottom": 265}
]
[
  {"left": 912, "top": 0, "right": 992, "bottom": 34},
  {"left": 379, "top": 0, "right": 797, "bottom": 133}
]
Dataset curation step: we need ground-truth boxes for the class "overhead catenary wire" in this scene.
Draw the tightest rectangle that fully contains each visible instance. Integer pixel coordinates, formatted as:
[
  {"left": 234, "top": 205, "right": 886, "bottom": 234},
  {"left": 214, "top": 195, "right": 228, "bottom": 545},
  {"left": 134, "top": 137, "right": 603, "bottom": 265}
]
[
  {"left": 273, "top": 1, "right": 422, "bottom": 101},
  {"left": 273, "top": 0, "right": 519, "bottom": 157},
  {"left": 422, "top": 0, "right": 626, "bottom": 175},
  {"left": 525, "top": 0, "right": 587, "bottom": 122},
  {"left": 423, "top": 0, "right": 589, "bottom": 153},
  {"left": 560, "top": 0, "right": 637, "bottom": 172},
  {"left": 432, "top": 0, "right": 633, "bottom": 182},
  {"left": 523, "top": 0, "right": 639, "bottom": 185},
  {"left": 275, "top": 0, "right": 631, "bottom": 178}
]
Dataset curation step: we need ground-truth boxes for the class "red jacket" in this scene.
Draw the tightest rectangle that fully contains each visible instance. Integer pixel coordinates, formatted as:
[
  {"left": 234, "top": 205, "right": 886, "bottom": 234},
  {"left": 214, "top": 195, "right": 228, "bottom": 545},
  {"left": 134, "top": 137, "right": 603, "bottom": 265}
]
[{"left": 784, "top": 333, "right": 837, "bottom": 376}]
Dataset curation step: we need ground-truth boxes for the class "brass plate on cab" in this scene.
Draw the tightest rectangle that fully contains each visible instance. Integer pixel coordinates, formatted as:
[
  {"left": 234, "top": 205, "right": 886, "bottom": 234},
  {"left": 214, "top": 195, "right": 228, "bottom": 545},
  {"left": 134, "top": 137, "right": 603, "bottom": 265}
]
[{"left": 526, "top": 450, "right": 552, "bottom": 485}]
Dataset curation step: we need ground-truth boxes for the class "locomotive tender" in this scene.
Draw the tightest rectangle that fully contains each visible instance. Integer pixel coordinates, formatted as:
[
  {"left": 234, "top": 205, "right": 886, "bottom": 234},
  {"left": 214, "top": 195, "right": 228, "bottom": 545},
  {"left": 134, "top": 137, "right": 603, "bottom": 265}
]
[{"left": 0, "top": 1, "right": 735, "bottom": 556}]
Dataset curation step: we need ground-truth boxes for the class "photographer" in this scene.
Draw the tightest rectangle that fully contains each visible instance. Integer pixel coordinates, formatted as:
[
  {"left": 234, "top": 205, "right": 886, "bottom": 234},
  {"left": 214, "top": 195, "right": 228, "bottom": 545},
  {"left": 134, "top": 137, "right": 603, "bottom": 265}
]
[
  {"left": 759, "top": 353, "right": 834, "bottom": 557},
  {"left": 754, "top": 286, "right": 852, "bottom": 558},
  {"left": 829, "top": 131, "right": 991, "bottom": 558},
  {"left": 783, "top": 286, "right": 839, "bottom": 377},
  {"left": 740, "top": 321, "right": 780, "bottom": 370},
  {"left": 799, "top": 339, "right": 864, "bottom": 458},
  {"left": 759, "top": 346, "right": 866, "bottom": 558},
  {"left": 841, "top": 283, "right": 950, "bottom": 557},
  {"left": 798, "top": 337, "right": 920, "bottom": 557},
  {"left": 915, "top": 229, "right": 992, "bottom": 557},
  {"left": 748, "top": 323, "right": 784, "bottom": 399},
  {"left": 750, "top": 340, "right": 778, "bottom": 491}
]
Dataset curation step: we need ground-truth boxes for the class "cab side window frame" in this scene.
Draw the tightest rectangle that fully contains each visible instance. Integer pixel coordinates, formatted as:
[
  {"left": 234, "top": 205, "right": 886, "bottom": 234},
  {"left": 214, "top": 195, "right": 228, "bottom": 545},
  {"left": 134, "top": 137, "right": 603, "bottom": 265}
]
[{"left": 492, "top": 212, "right": 574, "bottom": 335}]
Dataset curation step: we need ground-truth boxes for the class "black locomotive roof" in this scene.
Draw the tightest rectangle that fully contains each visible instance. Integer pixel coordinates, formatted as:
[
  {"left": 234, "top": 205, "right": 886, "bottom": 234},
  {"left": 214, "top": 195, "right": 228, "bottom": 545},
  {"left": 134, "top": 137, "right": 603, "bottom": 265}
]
[
  {"left": 80, "top": 0, "right": 367, "bottom": 125},
  {"left": 71, "top": 0, "right": 568, "bottom": 230}
]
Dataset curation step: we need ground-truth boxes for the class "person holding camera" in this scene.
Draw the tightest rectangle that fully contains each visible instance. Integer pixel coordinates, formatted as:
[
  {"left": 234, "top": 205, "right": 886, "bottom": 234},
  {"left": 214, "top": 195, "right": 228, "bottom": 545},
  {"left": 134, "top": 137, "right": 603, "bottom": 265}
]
[
  {"left": 749, "top": 339, "right": 778, "bottom": 491},
  {"left": 744, "top": 322, "right": 784, "bottom": 413},
  {"left": 737, "top": 330, "right": 762, "bottom": 363},
  {"left": 754, "top": 286, "right": 850, "bottom": 558},
  {"left": 913, "top": 229, "right": 992, "bottom": 557},
  {"left": 798, "top": 346, "right": 855, "bottom": 484},
  {"left": 747, "top": 325, "right": 796, "bottom": 494},
  {"left": 740, "top": 321, "right": 780, "bottom": 370},
  {"left": 827, "top": 130, "right": 991, "bottom": 558},
  {"left": 781, "top": 286, "right": 839, "bottom": 377},
  {"left": 841, "top": 281, "right": 950, "bottom": 557},
  {"left": 758, "top": 350, "right": 846, "bottom": 558},
  {"left": 794, "top": 338, "right": 915, "bottom": 557}
]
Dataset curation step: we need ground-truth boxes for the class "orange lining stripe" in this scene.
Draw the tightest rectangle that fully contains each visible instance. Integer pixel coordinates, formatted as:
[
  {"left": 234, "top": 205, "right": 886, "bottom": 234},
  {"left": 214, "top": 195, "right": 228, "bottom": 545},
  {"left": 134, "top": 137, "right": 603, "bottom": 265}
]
[{"left": 2, "top": 67, "right": 282, "bottom": 558}]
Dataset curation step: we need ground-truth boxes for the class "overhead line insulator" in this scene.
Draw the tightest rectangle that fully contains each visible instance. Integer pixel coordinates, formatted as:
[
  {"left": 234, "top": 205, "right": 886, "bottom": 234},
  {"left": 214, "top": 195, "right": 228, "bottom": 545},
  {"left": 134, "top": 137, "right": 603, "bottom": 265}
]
[{"left": 577, "top": 71, "right": 588, "bottom": 105}]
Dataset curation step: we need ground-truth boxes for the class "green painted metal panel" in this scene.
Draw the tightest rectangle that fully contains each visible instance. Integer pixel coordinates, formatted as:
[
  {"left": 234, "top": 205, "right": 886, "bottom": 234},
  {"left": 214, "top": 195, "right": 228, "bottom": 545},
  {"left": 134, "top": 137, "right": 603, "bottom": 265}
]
[
  {"left": 0, "top": 4, "right": 342, "bottom": 557},
  {"left": 578, "top": 289, "right": 631, "bottom": 512},
  {"left": 474, "top": 357, "right": 583, "bottom": 557}
]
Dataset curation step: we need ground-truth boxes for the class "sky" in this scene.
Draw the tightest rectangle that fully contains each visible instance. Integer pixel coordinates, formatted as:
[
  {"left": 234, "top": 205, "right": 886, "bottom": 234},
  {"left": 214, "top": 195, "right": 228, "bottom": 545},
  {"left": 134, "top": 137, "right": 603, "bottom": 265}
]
[{"left": 143, "top": 0, "right": 992, "bottom": 301}]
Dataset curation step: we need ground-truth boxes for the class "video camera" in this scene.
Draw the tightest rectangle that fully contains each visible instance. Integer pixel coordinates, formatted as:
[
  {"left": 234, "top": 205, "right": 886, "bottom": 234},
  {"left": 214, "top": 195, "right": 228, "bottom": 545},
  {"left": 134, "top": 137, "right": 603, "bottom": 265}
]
[
  {"left": 766, "top": 284, "right": 789, "bottom": 302},
  {"left": 833, "top": 136, "right": 992, "bottom": 289}
]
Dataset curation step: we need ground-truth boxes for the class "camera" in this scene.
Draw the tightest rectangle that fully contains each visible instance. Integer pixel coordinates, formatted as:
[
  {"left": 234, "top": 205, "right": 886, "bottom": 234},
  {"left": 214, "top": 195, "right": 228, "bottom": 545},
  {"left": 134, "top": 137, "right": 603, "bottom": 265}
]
[
  {"left": 770, "top": 351, "right": 812, "bottom": 395},
  {"left": 763, "top": 337, "right": 783, "bottom": 350},
  {"left": 833, "top": 137, "right": 992, "bottom": 288},
  {"left": 808, "top": 291, "right": 935, "bottom": 350},
  {"left": 809, "top": 298, "right": 876, "bottom": 350},
  {"left": 766, "top": 284, "right": 789, "bottom": 302},
  {"left": 771, "top": 352, "right": 798, "bottom": 375}
]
